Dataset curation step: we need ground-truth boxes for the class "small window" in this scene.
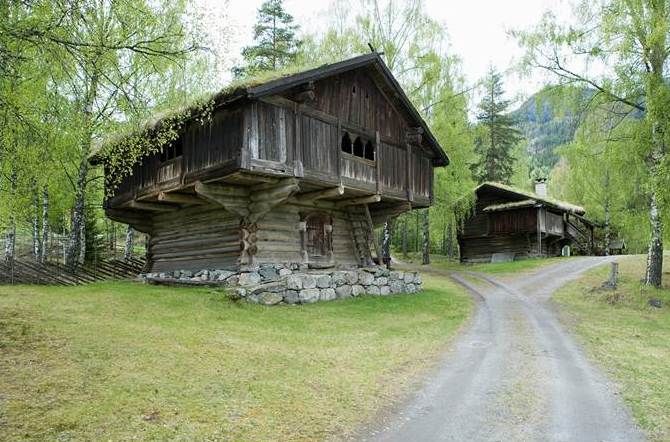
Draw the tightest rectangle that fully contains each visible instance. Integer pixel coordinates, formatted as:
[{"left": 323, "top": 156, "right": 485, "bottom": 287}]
[
  {"left": 341, "top": 132, "right": 352, "bottom": 154},
  {"left": 160, "top": 135, "right": 184, "bottom": 163},
  {"left": 353, "top": 136, "right": 364, "bottom": 157}
]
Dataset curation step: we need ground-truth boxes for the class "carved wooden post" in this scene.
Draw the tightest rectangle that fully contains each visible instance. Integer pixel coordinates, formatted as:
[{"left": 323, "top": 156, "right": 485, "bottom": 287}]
[
  {"left": 298, "top": 220, "right": 308, "bottom": 264},
  {"left": 240, "top": 222, "right": 258, "bottom": 267}
]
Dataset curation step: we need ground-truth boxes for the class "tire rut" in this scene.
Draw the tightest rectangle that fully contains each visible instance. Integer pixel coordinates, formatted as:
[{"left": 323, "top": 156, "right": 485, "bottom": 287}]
[{"left": 361, "top": 257, "right": 645, "bottom": 442}]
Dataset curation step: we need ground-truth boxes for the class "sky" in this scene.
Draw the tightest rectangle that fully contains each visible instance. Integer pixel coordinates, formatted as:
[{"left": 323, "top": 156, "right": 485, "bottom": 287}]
[{"left": 222, "top": 0, "right": 573, "bottom": 103}]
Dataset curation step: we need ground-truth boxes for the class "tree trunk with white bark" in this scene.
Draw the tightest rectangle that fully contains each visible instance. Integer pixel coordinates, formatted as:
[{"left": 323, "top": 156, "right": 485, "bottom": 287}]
[
  {"left": 41, "top": 186, "right": 49, "bottom": 263},
  {"left": 422, "top": 209, "right": 430, "bottom": 265},
  {"left": 124, "top": 225, "right": 134, "bottom": 260}
]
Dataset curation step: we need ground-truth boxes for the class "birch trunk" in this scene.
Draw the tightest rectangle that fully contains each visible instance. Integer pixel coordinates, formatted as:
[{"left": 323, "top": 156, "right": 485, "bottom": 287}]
[
  {"left": 604, "top": 195, "right": 611, "bottom": 256},
  {"left": 401, "top": 217, "right": 408, "bottom": 257},
  {"left": 4, "top": 225, "right": 15, "bottom": 262},
  {"left": 40, "top": 186, "right": 49, "bottom": 263},
  {"left": 124, "top": 225, "right": 134, "bottom": 260},
  {"left": 422, "top": 209, "right": 430, "bottom": 265},
  {"left": 78, "top": 217, "right": 86, "bottom": 265},
  {"left": 641, "top": 3, "right": 667, "bottom": 288},
  {"left": 645, "top": 190, "right": 664, "bottom": 287},
  {"left": 32, "top": 182, "right": 41, "bottom": 259},
  {"left": 65, "top": 73, "right": 97, "bottom": 270},
  {"left": 4, "top": 169, "right": 17, "bottom": 262}
]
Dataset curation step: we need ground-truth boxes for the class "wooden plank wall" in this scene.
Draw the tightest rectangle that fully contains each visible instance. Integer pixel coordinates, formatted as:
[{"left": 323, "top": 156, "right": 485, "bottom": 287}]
[
  {"left": 110, "top": 67, "right": 439, "bottom": 205},
  {"left": 111, "top": 109, "right": 243, "bottom": 198},
  {"left": 341, "top": 156, "right": 376, "bottom": 184},
  {"left": 149, "top": 205, "right": 241, "bottom": 272},
  {"left": 378, "top": 141, "right": 406, "bottom": 196},
  {"left": 185, "top": 110, "right": 242, "bottom": 172},
  {"left": 254, "top": 202, "right": 361, "bottom": 266},
  {"left": 491, "top": 208, "right": 537, "bottom": 234},
  {"left": 300, "top": 114, "right": 339, "bottom": 179},
  {"left": 311, "top": 68, "right": 404, "bottom": 141}
]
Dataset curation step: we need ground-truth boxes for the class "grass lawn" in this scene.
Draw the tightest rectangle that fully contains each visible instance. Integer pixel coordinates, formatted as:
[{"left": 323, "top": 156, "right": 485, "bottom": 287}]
[
  {"left": 0, "top": 273, "right": 470, "bottom": 441},
  {"left": 553, "top": 255, "right": 670, "bottom": 441},
  {"left": 403, "top": 253, "right": 568, "bottom": 275}
]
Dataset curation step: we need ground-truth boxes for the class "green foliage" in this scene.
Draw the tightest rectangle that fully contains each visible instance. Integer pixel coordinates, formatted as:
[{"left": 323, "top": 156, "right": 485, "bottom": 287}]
[
  {"left": 471, "top": 68, "right": 523, "bottom": 184},
  {"left": 514, "top": 0, "right": 670, "bottom": 283},
  {"left": 551, "top": 100, "right": 650, "bottom": 252},
  {"left": 234, "top": 0, "right": 301, "bottom": 78}
]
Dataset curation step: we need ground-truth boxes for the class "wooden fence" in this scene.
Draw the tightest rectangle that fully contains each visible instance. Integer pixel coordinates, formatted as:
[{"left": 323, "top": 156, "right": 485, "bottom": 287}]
[{"left": 0, "top": 257, "right": 146, "bottom": 285}]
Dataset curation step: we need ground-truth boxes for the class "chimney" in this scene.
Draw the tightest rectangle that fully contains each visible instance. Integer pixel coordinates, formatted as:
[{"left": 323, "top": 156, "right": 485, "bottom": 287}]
[{"left": 534, "top": 178, "right": 547, "bottom": 197}]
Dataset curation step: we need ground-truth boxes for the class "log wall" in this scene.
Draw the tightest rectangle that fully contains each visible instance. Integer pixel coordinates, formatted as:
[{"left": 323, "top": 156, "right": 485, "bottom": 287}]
[
  {"left": 148, "top": 205, "right": 241, "bottom": 272},
  {"left": 147, "top": 201, "right": 365, "bottom": 272},
  {"left": 254, "top": 202, "right": 361, "bottom": 266}
]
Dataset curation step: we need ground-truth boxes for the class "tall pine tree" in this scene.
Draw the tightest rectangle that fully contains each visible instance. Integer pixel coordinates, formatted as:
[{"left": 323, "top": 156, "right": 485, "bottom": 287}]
[
  {"left": 234, "top": 0, "right": 301, "bottom": 78},
  {"left": 472, "top": 68, "right": 523, "bottom": 184}
]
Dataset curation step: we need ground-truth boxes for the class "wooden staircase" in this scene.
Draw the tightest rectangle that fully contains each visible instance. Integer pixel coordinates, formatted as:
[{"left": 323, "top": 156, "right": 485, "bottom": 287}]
[{"left": 566, "top": 217, "right": 593, "bottom": 254}]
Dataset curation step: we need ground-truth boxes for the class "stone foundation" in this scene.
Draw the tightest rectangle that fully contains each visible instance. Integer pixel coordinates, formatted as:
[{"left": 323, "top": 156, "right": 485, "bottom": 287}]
[{"left": 142, "top": 264, "right": 423, "bottom": 305}]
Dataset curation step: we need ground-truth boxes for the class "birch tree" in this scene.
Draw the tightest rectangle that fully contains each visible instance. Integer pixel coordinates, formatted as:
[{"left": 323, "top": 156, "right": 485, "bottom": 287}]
[
  {"left": 515, "top": 0, "right": 670, "bottom": 287},
  {"left": 9, "top": 0, "right": 197, "bottom": 269}
]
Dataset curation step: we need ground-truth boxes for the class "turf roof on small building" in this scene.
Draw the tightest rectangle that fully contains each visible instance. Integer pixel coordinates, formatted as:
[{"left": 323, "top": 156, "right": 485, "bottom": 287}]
[{"left": 476, "top": 182, "right": 587, "bottom": 215}]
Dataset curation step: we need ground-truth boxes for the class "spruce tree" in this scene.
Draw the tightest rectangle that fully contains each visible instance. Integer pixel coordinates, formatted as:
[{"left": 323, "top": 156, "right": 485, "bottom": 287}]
[
  {"left": 234, "top": 0, "right": 300, "bottom": 78},
  {"left": 472, "top": 68, "right": 523, "bottom": 184}
]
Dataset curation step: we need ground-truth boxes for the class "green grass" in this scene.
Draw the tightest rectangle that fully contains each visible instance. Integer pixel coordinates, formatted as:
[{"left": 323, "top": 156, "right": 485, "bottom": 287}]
[
  {"left": 405, "top": 254, "right": 568, "bottom": 275},
  {"left": 0, "top": 275, "right": 470, "bottom": 441},
  {"left": 553, "top": 255, "right": 670, "bottom": 441}
]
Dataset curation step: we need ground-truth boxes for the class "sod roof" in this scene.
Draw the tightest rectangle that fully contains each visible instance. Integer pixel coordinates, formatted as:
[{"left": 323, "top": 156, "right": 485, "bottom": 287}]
[
  {"left": 92, "top": 53, "right": 449, "bottom": 166},
  {"left": 477, "top": 182, "right": 587, "bottom": 215}
]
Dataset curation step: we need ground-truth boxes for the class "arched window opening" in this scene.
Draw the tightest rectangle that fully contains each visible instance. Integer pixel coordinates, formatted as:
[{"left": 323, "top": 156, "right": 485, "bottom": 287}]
[
  {"left": 341, "top": 132, "right": 352, "bottom": 154},
  {"left": 353, "top": 136, "right": 364, "bottom": 157},
  {"left": 364, "top": 140, "right": 375, "bottom": 161}
]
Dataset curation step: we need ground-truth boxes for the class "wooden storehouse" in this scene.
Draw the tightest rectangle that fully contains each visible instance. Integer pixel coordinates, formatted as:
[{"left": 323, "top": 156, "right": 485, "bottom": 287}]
[
  {"left": 97, "top": 54, "right": 449, "bottom": 273},
  {"left": 458, "top": 182, "right": 595, "bottom": 263}
]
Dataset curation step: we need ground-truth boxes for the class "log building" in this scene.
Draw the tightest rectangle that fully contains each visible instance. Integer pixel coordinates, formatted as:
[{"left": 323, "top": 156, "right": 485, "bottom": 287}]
[
  {"left": 96, "top": 54, "right": 449, "bottom": 273},
  {"left": 458, "top": 181, "right": 595, "bottom": 263}
]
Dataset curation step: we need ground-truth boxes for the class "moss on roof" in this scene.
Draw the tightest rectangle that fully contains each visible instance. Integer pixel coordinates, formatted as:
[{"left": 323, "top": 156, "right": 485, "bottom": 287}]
[
  {"left": 483, "top": 199, "right": 539, "bottom": 212},
  {"left": 477, "top": 182, "right": 586, "bottom": 215},
  {"left": 92, "top": 61, "right": 328, "bottom": 163}
]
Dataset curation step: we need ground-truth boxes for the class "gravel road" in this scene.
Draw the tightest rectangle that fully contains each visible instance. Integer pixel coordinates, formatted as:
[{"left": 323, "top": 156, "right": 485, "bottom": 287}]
[{"left": 362, "top": 257, "right": 645, "bottom": 442}]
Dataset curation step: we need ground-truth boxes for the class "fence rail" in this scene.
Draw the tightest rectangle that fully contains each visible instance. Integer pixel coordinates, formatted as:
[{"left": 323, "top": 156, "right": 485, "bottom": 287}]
[{"left": 0, "top": 257, "right": 146, "bottom": 285}]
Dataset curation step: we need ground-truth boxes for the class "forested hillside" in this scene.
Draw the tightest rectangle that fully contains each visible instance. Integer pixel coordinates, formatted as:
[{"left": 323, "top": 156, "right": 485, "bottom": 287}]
[{"left": 512, "top": 87, "right": 587, "bottom": 171}]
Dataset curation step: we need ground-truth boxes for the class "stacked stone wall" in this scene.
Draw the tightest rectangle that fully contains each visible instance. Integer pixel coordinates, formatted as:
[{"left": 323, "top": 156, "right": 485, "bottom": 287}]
[{"left": 143, "top": 264, "right": 423, "bottom": 305}]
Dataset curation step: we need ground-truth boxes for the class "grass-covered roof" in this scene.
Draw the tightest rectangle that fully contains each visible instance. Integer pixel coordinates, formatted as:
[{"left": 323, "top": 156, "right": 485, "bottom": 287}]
[
  {"left": 477, "top": 182, "right": 587, "bottom": 215},
  {"left": 92, "top": 53, "right": 449, "bottom": 167}
]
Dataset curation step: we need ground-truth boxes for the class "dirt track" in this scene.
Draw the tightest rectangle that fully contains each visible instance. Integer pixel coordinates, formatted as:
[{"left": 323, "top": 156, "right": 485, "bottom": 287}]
[{"left": 362, "top": 257, "right": 645, "bottom": 442}]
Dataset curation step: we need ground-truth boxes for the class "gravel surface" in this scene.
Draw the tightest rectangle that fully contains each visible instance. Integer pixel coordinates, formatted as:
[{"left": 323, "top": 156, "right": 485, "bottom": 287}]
[{"left": 361, "top": 257, "right": 645, "bottom": 442}]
